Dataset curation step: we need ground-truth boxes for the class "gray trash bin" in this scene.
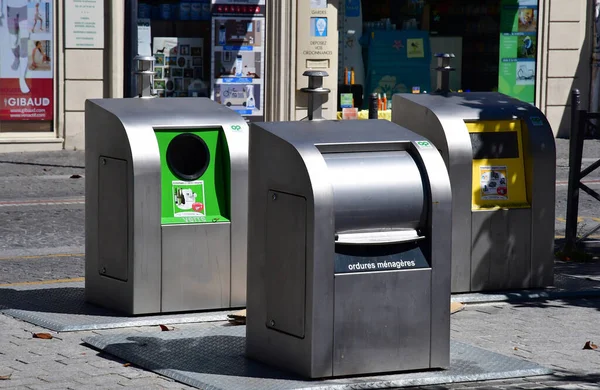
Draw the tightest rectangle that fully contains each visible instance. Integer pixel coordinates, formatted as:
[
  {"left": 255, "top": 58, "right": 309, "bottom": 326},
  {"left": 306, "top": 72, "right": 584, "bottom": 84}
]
[
  {"left": 84, "top": 97, "right": 249, "bottom": 315},
  {"left": 245, "top": 119, "right": 452, "bottom": 378},
  {"left": 392, "top": 92, "right": 555, "bottom": 293}
]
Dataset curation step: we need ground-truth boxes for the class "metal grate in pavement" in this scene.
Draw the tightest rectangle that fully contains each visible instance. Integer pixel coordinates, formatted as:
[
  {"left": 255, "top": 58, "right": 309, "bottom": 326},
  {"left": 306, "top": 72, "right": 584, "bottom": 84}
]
[
  {"left": 83, "top": 324, "right": 552, "bottom": 390},
  {"left": 0, "top": 282, "right": 236, "bottom": 332}
]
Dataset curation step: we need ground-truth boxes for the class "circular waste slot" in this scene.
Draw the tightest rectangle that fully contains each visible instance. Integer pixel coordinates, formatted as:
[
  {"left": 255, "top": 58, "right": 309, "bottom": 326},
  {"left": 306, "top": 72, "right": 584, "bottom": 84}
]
[{"left": 166, "top": 133, "right": 210, "bottom": 181}]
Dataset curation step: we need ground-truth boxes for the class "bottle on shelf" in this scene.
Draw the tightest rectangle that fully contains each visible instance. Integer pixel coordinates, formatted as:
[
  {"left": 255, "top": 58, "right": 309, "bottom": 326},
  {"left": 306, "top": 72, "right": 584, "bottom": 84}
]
[{"left": 245, "top": 85, "right": 256, "bottom": 109}]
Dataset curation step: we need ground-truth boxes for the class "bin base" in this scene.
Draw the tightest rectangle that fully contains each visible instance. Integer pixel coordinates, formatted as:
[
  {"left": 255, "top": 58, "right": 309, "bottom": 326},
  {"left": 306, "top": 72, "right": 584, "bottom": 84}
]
[{"left": 83, "top": 324, "right": 552, "bottom": 390}]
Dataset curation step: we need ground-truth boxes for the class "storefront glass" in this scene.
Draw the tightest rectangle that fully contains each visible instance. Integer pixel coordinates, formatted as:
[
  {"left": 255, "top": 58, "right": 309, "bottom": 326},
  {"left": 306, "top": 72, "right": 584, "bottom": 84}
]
[
  {"left": 128, "top": 0, "right": 265, "bottom": 120},
  {"left": 134, "top": 0, "right": 212, "bottom": 98},
  {"left": 338, "top": 0, "right": 539, "bottom": 110},
  {"left": 0, "top": 0, "right": 54, "bottom": 132}
]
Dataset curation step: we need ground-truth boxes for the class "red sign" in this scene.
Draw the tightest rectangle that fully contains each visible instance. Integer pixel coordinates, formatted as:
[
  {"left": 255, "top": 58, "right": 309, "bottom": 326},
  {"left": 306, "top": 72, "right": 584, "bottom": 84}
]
[
  {"left": 0, "top": 79, "right": 53, "bottom": 121},
  {"left": 0, "top": 0, "right": 54, "bottom": 122}
]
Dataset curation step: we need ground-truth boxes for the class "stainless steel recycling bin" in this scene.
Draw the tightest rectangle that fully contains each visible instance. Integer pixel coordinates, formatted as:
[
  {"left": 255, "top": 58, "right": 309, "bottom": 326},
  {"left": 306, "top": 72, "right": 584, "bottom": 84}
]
[
  {"left": 245, "top": 119, "right": 453, "bottom": 378},
  {"left": 392, "top": 92, "right": 555, "bottom": 293},
  {"left": 84, "top": 98, "right": 249, "bottom": 315}
]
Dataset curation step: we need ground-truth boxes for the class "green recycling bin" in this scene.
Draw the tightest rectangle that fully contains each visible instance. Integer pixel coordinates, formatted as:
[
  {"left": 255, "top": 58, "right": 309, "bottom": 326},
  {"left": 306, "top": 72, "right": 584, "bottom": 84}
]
[{"left": 84, "top": 97, "right": 249, "bottom": 315}]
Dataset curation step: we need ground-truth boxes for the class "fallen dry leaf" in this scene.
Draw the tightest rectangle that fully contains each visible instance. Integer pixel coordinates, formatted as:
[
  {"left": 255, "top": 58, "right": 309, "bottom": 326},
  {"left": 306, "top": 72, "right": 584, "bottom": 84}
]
[
  {"left": 32, "top": 333, "right": 53, "bottom": 340},
  {"left": 583, "top": 341, "right": 598, "bottom": 350},
  {"left": 514, "top": 347, "right": 518, "bottom": 351},
  {"left": 159, "top": 324, "right": 173, "bottom": 331},
  {"left": 0, "top": 374, "right": 11, "bottom": 380},
  {"left": 450, "top": 302, "right": 465, "bottom": 314},
  {"left": 123, "top": 363, "right": 131, "bottom": 367}
]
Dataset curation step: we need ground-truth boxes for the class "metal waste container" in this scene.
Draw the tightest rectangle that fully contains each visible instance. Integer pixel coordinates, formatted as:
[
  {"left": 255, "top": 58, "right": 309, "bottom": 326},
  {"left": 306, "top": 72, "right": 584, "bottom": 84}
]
[
  {"left": 392, "top": 92, "right": 555, "bottom": 293},
  {"left": 245, "top": 119, "right": 452, "bottom": 378},
  {"left": 84, "top": 98, "right": 249, "bottom": 315}
]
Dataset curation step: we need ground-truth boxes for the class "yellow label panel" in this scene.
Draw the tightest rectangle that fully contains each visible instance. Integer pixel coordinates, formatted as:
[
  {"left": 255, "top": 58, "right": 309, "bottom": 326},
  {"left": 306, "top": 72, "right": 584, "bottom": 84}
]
[{"left": 466, "top": 120, "right": 530, "bottom": 210}]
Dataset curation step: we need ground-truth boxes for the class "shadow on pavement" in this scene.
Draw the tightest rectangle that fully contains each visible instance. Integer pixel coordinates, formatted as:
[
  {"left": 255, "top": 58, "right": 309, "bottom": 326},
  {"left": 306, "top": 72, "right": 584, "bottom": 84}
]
[
  {"left": 99, "top": 334, "right": 301, "bottom": 381},
  {"left": 0, "top": 286, "right": 121, "bottom": 317},
  {"left": 508, "top": 296, "right": 600, "bottom": 311}
]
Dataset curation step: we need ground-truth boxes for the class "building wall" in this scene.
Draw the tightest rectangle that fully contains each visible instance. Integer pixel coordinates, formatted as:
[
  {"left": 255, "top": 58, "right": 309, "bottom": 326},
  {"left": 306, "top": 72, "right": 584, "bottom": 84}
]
[
  {"left": 540, "top": 0, "right": 591, "bottom": 138},
  {"left": 61, "top": 0, "right": 114, "bottom": 150},
  {"left": 63, "top": 51, "right": 105, "bottom": 150},
  {"left": 0, "top": 0, "right": 590, "bottom": 152}
]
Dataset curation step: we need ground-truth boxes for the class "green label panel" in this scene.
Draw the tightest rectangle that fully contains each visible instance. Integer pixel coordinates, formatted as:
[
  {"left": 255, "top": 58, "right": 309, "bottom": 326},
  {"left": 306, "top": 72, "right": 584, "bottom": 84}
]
[
  {"left": 498, "top": 0, "right": 538, "bottom": 104},
  {"left": 155, "top": 128, "right": 231, "bottom": 225}
]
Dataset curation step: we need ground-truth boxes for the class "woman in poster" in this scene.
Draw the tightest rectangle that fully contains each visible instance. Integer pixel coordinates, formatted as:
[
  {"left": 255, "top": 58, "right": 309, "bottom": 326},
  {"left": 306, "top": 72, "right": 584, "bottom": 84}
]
[
  {"left": 29, "top": 40, "right": 47, "bottom": 70},
  {"left": 31, "top": 2, "right": 43, "bottom": 32},
  {"left": 1, "top": 0, "right": 31, "bottom": 93}
]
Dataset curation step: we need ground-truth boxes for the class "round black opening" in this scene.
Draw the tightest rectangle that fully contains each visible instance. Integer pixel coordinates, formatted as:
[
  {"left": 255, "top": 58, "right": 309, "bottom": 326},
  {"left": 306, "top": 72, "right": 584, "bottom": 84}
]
[{"left": 166, "top": 133, "right": 210, "bottom": 181}]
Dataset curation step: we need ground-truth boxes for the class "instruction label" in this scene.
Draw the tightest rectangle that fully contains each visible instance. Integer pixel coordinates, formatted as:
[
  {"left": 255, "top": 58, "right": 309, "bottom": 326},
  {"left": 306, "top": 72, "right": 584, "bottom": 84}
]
[
  {"left": 172, "top": 180, "right": 206, "bottom": 219},
  {"left": 480, "top": 166, "right": 509, "bottom": 200},
  {"left": 334, "top": 246, "right": 430, "bottom": 274}
]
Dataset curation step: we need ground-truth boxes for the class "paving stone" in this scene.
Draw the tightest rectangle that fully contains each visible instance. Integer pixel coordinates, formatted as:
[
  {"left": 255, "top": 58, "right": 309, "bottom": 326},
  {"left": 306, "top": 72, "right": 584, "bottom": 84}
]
[
  {"left": 116, "top": 367, "right": 156, "bottom": 380},
  {"left": 515, "top": 383, "right": 549, "bottom": 389},
  {"left": 73, "top": 373, "right": 127, "bottom": 386},
  {"left": 27, "top": 381, "right": 83, "bottom": 390},
  {"left": 117, "top": 377, "right": 186, "bottom": 388},
  {"left": 117, "top": 377, "right": 164, "bottom": 387},
  {"left": 0, "top": 378, "right": 47, "bottom": 389},
  {"left": 87, "top": 359, "right": 126, "bottom": 369}
]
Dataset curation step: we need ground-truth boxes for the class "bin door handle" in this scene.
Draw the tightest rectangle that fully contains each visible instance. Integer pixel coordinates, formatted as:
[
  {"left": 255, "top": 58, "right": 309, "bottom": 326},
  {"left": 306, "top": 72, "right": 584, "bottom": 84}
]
[{"left": 335, "top": 230, "right": 425, "bottom": 245}]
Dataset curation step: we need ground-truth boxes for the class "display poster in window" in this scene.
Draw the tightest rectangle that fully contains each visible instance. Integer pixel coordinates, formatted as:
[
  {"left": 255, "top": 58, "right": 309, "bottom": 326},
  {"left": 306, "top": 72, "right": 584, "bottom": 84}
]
[
  {"left": 0, "top": 0, "right": 53, "bottom": 121},
  {"left": 137, "top": 18, "right": 152, "bottom": 58},
  {"left": 211, "top": 1, "right": 266, "bottom": 118},
  {"left": 152, "top": 37, "right": 208, "bottom": 98},
  {"left": 498, "top": 0, "right": 538, "bottom": 104}
]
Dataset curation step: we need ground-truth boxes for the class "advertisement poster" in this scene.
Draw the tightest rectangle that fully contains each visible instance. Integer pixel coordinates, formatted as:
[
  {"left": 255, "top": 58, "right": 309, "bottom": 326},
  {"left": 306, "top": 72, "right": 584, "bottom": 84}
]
[
  {"left": 498, "top": 0, "right": 538, "bottom": 104},
  {"left": 172, "top": 180, "right": 206, "bottom": 218},
  {"left": 152, "top": 37, "right": 208, "bottom": 98},
  {"left": 0, "top": 0, "right": 53, "bottom": 121},
  {"left": 211, "top": 1, "right": 266, "bottom": 118},
  {"left": 480, "top": 166, "right": 509, "bottom": 200}
]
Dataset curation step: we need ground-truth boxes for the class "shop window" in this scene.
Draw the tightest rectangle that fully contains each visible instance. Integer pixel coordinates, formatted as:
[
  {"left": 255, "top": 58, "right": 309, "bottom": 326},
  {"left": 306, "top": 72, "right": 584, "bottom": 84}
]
[
  {"left": 130, "top": 1, "right": 266, "bottom": 118},
  {"left": 135, "top": 0, "right": 212, "bottom": 98},
  {"left": 338, "top": 0, "right": 538, "bottom": 108}
]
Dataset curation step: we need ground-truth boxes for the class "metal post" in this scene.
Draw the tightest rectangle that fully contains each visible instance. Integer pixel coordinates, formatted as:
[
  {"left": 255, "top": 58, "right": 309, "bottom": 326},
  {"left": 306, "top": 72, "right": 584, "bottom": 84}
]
[
  {"left": 590, "top": 1, "right": 600, "bottom": 128},
  {"left": 564, "top": 89, "right": 583, "bottom": 252},
  {"left": 133, "top": 55, "right": 157, "bottom": 98},
  {"left": 301, "top": 70, "right": 331, "bottom": 121},
  {"left": 368, "top": 93, "right": 379, "bottom": 119},
  {"left": 434, "top": 53, "right": 455, "bottom": 94}
]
